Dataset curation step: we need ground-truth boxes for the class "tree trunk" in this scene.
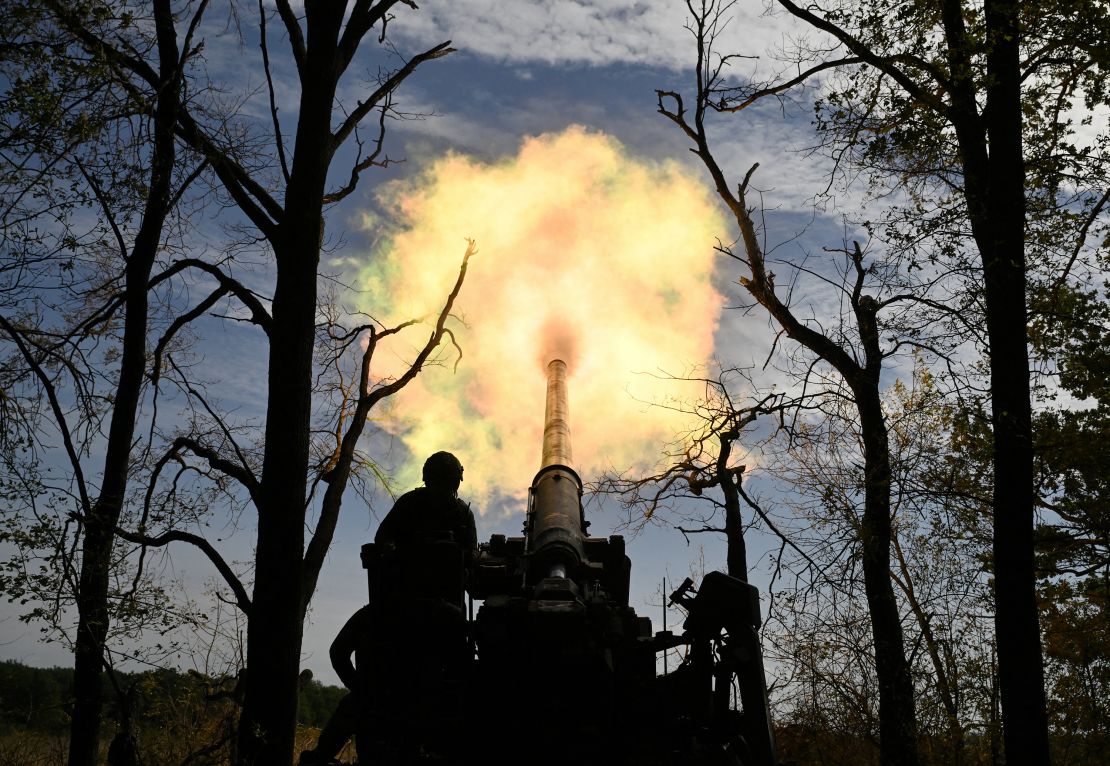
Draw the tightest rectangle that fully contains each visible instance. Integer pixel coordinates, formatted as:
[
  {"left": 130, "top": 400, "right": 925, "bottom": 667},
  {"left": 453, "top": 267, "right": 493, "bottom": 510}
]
[
  {"left": 940, "top": 0, "right": 1049, "bottom": 757},
  {"left": 236, "top": 237, "right": 318, "bottom": 764},
  {"left": 235, "top": 7, "right": 342, "bottom": 763},
  {"left": 68, "top": 4, "right": 179, "bottom": 763},
  {"left": 981, "top": 1, "right": 1050, "bottom": 761},
  {"left": 855, "top": 385, "right": 920, "bottom": 766},
  {"left": 718, "top": 432, "right": 748, "bottom": 580}
]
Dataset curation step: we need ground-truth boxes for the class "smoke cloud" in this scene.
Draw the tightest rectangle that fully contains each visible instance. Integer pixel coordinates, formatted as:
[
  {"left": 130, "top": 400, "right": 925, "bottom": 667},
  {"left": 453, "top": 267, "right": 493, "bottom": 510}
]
[{"left": 353, "top": 126, "right": 725, "bottom": 513}]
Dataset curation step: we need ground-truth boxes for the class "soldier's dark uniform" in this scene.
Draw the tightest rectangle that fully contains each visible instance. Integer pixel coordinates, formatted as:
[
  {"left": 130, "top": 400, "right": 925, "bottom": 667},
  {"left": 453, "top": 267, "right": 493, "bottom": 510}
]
[
  {"left": 374, "top": 485, "right": 477, "bottom": 568},
  {"left": 300, "top": 452, "right": 476, "bottom": 766},
  {"left": 300, "top": 606, "right": 373, "bottom": 765},
  {"left": 373, "top": 451, "right": 476, "bottom": 617},
  {"left": 371, "top": 453, "right": 476, "bottom": 760}
]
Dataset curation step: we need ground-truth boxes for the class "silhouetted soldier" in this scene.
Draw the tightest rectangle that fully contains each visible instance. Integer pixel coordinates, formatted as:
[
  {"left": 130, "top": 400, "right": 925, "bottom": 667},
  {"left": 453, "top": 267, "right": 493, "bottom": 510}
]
[
  {"left": 301, "top": 452, "right": 477, "bottom": 764},
  {"left": 375, "top": 450, "right": 477, "bottom": 566},
  {"left": 371, "top": 451, "right": 477, "bottom": 759},
  {"left": 298, "top": 606, "right": 372, "bottom": 766}
]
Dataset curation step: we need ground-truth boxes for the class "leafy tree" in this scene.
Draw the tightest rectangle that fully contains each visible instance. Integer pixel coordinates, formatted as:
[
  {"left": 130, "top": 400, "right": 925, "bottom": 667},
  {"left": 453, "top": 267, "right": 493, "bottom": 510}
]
[
  {"left": 1031, "top": 285, "right": 1110, "bottom": 581},
  {"left": 663, "top": 0, "right": 1110, "bottom": 760},
  {"left": 1028, "top": 247, "right": 1109, "bottom": 765},
  {"left": 749, "top": 363, "right": 1005, "bottom": 766},
  {"left": 0, "top": 3, "right": 210, "bottom": 763},
  {"left": 649, "top": 1, "right": 1013, "bottom": 758},
  {"left": 30, "top": 2, "right": 467, "bottom": 763},
  {"left": 296, "top": 671, "right": 346, "bottom": 729},
  {"left": 1039, "top": 577, "right": 1109, "bottom": 762},
  {"left": 0, "top": 661, "right": 72, "bottom": 732}
]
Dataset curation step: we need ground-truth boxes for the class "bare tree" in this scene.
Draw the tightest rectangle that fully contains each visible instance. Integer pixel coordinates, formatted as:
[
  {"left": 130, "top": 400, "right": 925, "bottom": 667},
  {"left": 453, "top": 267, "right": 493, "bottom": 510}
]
[{"left": 597, "top": 366, "right": 807, "bottom": 583}]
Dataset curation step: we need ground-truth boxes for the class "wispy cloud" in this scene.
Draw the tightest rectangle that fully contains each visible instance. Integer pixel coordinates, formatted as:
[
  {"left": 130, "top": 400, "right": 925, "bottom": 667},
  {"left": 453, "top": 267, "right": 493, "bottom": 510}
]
[{"left": 391, "top": 1, "right": 792, "bottom": 71}]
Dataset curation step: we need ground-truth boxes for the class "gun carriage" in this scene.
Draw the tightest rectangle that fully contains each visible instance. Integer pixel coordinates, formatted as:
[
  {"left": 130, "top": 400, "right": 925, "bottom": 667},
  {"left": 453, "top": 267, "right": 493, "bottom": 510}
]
[{"left": 359, "top": 360, "right": 776, "bottom": 765}]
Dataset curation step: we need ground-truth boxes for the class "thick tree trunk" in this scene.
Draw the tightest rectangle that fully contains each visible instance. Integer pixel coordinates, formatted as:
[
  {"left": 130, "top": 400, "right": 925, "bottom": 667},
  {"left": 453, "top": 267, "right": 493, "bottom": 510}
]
[
  {"left": 981, "top": 1, "right": 1050, "bottom": 761},
  {"left": 69, "top": 521, "right": 115, "bottom": 765},
  {"left": 941, "top": 0, "right": 1049, "bottom": 758},
  {"left": 235, "top": 246, "right": 315, "bottom": 764},
  {"left": 68, "top": 5, "right": 179, "bottom": 764},
  {"left": 235, "top": 7, "right": 342, "bottom": 764}
]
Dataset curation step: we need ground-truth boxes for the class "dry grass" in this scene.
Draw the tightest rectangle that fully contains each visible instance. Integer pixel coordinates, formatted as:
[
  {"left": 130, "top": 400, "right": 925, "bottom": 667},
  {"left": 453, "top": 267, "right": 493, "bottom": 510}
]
[
  {"left": 0, "top": 726, "right": 357, "bottom": 766},
  {"left": 0, "top": 731, "right": 71, "bottom": 766},
  {"left": 295, "top": 725, "right": 357, "bottom": 764}
]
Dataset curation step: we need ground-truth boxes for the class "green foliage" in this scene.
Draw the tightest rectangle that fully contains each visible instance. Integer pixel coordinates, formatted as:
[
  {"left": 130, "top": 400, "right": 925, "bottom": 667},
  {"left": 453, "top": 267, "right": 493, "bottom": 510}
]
[
  {"left": 0, "top": 660, "right": 72, "bottom": 731},
  {"left": 297, "top": 673, "right": 347, "bottom": 729},
  {"left": 1031, "top": 285, "right": 1110, "bottom": 403},
  {"left": 1026, "top": 283, "right": 1110, "bottom": 577},
  {"left": 936, "top": 280, "right": 1110, "bottom": 763},
  {"left": 801, "top": 0, "right": 1110, "bottom": 337},
  {"left": 1033, "top": 407, "right": 1110, "bottom": 576},
  {"left": 1040, "top": 577, "right": 1110, "bottom": 761},
  {"left": 0, "top": 659, "right": 347, "bottom": 762}
]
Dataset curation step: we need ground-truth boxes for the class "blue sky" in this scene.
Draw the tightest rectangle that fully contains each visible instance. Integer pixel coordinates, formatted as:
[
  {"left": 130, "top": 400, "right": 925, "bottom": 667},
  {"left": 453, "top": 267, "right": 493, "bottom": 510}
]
[{"left": 0, "top": 0, "right": 885, "bottom": 686}]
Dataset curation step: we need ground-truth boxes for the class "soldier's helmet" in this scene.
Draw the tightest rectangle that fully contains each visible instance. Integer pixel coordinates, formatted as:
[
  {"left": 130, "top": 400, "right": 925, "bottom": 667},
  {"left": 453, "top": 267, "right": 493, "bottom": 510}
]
[{"left": 423, "top": 451, "right": 464, "bottom": 491}]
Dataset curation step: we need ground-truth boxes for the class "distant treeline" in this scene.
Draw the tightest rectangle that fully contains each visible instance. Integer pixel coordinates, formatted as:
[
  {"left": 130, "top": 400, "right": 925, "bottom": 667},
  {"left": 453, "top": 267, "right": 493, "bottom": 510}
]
[{"left": 0, "top": 660, "right": 344, "bottom": 733}]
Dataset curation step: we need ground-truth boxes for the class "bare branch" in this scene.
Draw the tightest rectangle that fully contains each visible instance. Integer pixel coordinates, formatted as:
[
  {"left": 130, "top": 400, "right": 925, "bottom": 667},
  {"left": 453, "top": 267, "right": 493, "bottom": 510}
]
[
  {"left": 331, "top": 41, "right": 455, "bottom": 153},
  {"left": 737, "top": 483, "right": 842, "bottom": 590},
  {"left": 259, "top": 0, "right": 291, "bottom": 184},
  {"left": 363, "top": 240, "right": 476, "bottom": 408},
  {"left": 301, "top": 240, "right": 475, "bottom": 602},
  {"left": 74, "top": 160, "right": 127, "bottom": 262},
  {"left": 1049, "top": 186, "right": 1110, "bottom": 301},
  {"left": 173, "top": 111, "right": 283, "bottom": 237},
  {"left": 775, "top": 0, "right": 946, "bottom": 113},
  {"left": 324, "top": 93, "right": 395, "bottom": 204},
  {"left": 172, "top": 435, "right": 259, "bottom": 505},
  {"left": 274, "top": 0, "right": 306, "bottom": 78},
  {"left": 112, "top": 524, "right": 251, "bottom": 616},
  {"left": 149, "top": 259, "right": 272, "bottom": 334},
  {"left": 151, "top": 286, "right": 231, "bottom": 388},
  {"left": 0, "top": 314, "right": 92, "bottom": 513},
  {"left": 179, "top": 0, "right": 211, "bottom": 74},
  {"left": 336, "top": 0, "right": 402, "bottom": 77}
]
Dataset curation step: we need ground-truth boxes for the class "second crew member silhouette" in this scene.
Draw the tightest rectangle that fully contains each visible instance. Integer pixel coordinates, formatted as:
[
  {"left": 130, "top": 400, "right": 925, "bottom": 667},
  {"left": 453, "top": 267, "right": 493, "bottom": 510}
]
[{"left": 297, "top": 605, "right": 372, "bottom": 766}]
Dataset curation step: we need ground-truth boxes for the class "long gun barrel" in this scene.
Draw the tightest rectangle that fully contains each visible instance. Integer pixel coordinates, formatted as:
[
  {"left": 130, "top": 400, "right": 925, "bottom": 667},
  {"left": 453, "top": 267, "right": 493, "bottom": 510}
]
[
  {"left": 528, "top": 359, "right": 586, "bottom": 579},
  {"left": 456, "top": 357, "right": 777, "bottom": 765},
  {"left": 541, "top": 357, "right": 572, "bottom": 468}
]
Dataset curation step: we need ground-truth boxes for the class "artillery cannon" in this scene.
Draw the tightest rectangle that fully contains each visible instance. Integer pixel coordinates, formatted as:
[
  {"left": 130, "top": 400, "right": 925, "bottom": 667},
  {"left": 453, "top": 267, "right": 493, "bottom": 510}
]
[{"left": 359, "top": 359, "right": 777, "bottom": 765}]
